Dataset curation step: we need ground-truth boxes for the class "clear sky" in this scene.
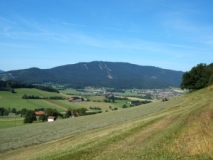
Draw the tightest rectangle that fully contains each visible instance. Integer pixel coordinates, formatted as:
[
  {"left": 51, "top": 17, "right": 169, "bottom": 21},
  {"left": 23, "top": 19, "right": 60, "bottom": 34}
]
[{"left": 0, "top": 0, "right": 213, "bottom": 72}]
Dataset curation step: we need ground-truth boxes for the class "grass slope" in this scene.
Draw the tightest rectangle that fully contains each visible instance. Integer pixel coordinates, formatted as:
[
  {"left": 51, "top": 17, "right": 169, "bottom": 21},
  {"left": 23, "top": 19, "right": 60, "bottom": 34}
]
[
  {"left": 0, "top": 87, "right": 213, "bottom": 159},
  {"left": 0, "top": 116, "right": 24, "bottom": 129},
  {"left": 0, "top": 88, "right": 70, "bottom": 111}
]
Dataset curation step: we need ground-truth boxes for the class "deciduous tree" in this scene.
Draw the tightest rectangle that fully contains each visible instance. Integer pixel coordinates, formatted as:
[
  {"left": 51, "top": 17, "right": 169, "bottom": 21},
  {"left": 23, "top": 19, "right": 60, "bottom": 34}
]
[{"left": 24, "top": 110, "right": 36, "bottom": 123}]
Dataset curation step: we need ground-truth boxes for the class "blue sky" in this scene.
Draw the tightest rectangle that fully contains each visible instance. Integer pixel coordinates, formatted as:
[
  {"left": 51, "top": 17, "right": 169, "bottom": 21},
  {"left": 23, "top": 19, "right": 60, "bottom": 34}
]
[{"left": 0, "top": 0, "right": 213, "bottom": 72}]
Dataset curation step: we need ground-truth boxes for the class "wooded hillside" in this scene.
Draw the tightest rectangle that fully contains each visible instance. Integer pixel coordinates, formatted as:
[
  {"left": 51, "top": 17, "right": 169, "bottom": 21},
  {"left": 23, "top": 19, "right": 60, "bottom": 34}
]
[{"left": 0, "top": 61, "right": 184, "bottom": 89}]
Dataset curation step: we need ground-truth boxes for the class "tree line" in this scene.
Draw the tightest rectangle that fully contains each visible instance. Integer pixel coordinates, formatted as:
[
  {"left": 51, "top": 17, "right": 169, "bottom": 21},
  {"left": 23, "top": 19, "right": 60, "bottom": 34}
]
[
  {"left": 22, "top": 94, "right": 65, "bottom": 100},
  {"left": 0, "top": 107, "right": 27, "bottom": 117},
  {"left": 181, "top": 63, "right": 213, "bottom": 91},
  {"left": 0, "top": 80, "right": 59, "bottom": 93}
]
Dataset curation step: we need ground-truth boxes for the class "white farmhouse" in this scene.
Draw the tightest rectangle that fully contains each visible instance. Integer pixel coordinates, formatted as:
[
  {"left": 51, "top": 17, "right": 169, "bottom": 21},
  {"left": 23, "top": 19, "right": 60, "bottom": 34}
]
[{"left": 48, "top": 116, "right": 55, "bottom": 122}]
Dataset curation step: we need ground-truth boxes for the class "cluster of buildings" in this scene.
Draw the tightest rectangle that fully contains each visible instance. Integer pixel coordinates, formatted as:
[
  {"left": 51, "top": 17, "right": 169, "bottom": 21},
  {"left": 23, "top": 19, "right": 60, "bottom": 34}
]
[{"left": 35, "top": 111, "right": 56, "bottom": 122}]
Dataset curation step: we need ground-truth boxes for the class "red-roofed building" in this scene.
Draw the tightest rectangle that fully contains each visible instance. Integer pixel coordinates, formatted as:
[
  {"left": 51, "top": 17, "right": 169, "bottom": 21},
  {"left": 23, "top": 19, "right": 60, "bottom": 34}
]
[
  {"left": 35, "top": 111, "right": 45, "bottom": 116},
  {"left": 67, "top": 97, "right": 82, "bottom": 102},
  {"left": 67, "top": 97, "right": 74, "bottom": 102}
]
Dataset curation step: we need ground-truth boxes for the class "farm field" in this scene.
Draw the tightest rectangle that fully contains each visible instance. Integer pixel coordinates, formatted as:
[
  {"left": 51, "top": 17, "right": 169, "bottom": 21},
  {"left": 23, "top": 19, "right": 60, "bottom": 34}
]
[
  {"left": 78, "top": 101, "right": 119, "bottom": 111},
  {"left": 59, "top": 88, "right": 81, "bottom": 95},
  {"left": 0, "top": 86, "right": 213, "bottom": 159},
  {"left": 0, "top": 116, "right": 25, "bottom": 129},
  {"left": 0, "top": 88, "right": 70, "bottom": 111}
]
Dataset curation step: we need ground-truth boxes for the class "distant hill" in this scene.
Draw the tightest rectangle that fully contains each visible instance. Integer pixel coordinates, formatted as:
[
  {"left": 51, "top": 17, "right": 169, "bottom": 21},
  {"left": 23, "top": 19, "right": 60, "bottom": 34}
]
[
  {"left": 0, "top": 61, "right": 184, "bottom": 89},
  {"left": 0, "top": 70, "right": 4, "bottom": 73}
]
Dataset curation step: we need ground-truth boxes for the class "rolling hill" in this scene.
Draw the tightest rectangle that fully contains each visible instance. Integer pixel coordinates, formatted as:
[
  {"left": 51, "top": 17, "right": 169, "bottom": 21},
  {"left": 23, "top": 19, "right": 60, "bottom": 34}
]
[
  {"left": 0, "top": 86, "right": 213, "bottom": 159},
  {"left": 0, "top": 61, "right": 184, "bottom": 88}
]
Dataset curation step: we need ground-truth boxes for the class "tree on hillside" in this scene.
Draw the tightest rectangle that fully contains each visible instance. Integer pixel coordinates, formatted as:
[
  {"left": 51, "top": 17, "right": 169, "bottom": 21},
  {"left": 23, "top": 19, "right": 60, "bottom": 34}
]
[
  {"left": 39, "top": 114, "right": 47, "bottom": 122},
  {"left": 65, "top": 109, "right": 72, "bottom": 118},
  {"left": 21, "top": 108, "right": 27, "bottom": 116},
  {"left": 0, "top": 108, "right": 9, "bottom": 116},
  {"left": 181, "top": 63, "right": 213, "bottom": 91},
  {"left": 10, "top": 88, "right": 15, "bottom": 93},
  {"left": 12, "top": 108, "right": 16, "bottom": 113},
  {"left": 24, "top": 110, "right": 37, "bottom": 123},
  {"left": 4, "top": 110, "right": 9, "bottom": 116},
  {"left": 0, "top": 108, "right": 5, "bottom": 117},
  {"left": 208, "top": 74, "right": 213, "bottom": 86},
  {"left": 45, "top": 108, "right": 63, "bottom": 119}
]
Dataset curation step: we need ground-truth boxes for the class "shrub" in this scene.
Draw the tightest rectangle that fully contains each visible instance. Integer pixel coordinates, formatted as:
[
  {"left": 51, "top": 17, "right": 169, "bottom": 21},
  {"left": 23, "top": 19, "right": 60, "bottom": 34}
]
[
  {"left": 24, "top": 110, "right": 37, "bottom": 123},
  {"left": 122, "top": 104, "right": 128, "bottom": 108}
]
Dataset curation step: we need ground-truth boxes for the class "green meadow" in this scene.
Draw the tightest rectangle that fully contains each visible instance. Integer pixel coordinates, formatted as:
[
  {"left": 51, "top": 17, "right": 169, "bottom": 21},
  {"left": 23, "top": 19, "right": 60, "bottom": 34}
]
[
  {"left": 0, "top": 116, "right": 25, "bottom": 129},
  {"left": 59, "top": 88, "right": 81, "bottom": 95},
  {"left": 0, "top": 88, "right": 69, "bottom": 111}
]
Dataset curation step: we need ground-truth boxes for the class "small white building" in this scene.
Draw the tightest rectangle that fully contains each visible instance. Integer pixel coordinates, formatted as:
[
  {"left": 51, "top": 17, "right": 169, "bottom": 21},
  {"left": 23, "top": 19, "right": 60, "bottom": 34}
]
[{"left": 48, "top": 116, "right": 55, "bottom": 122}]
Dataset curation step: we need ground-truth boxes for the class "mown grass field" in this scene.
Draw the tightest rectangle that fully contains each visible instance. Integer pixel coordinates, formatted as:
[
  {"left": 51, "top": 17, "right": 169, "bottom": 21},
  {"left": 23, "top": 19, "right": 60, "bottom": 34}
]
[{"left": 0, "top": 86, "right": 213, "bottom": 159}]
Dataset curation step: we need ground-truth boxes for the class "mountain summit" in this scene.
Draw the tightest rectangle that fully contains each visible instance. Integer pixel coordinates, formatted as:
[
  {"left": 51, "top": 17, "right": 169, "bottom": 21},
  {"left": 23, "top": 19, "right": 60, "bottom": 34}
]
[{"left": 0, "top": 61, "right": 184, "bottom": 88}]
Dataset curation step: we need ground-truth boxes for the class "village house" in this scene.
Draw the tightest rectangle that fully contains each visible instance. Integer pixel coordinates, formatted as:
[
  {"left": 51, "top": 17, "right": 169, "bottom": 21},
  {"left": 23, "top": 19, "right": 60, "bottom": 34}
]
[
  {"left": 35, "top": 111, "right": 45, "bottom": 116},
  {"left": 67, "top": 97, "right": 83, "bottom": 102},
  {"left": 48, "top": 116, "right": 56, "bottom": 122}
]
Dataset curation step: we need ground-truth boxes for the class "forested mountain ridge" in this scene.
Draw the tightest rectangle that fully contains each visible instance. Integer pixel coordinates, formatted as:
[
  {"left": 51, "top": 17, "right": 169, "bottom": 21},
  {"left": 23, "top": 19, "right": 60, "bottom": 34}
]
[{"left": 0, "top": 61, "right": 184, "bottom": 88}]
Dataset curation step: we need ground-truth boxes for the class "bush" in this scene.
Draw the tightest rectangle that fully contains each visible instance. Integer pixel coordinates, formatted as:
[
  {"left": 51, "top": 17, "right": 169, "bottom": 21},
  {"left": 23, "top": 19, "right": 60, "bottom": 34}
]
[
  {"left": 24, "top": 110, "right": 37, "bottom": 123},
  {"left": 39, "top": 115, "right": 47, "bottom": 122},
  {"left": 122, "top": 104, "right": 128, "bottom": 108}
]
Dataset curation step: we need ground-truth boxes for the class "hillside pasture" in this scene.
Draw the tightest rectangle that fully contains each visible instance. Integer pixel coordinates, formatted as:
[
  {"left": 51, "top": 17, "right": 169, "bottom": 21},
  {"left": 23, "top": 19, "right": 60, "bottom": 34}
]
[
  {"left": 1, "top": 88, "right": 213, "bottom": 159},
  {"left": 83, "top": 95, "right": 105, "bottom": 101},
  {"left": 0, "top": 116, "right": 25, "bottom": 129},
  {"left": 0, "top": 89, "right": 69, "bottom": 111},
  {"left": 59, "top": 88, "right": 81, "bottom": 95},
  {"left": 76, "top": 101, "right": 119, "bottom": 111},
  {"left": 0, "top": 96, "right": 183, "bottom": 153}
]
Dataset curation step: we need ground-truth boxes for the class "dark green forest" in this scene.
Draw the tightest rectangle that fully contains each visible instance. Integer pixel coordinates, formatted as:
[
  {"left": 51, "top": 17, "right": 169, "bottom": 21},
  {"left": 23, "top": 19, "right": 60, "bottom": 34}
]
[
  {"left": 181, "top": 63, "right": 213, "bottom": 91},
  {"left": 0, "top": 80, "right": 59, "bottom": 93}
]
